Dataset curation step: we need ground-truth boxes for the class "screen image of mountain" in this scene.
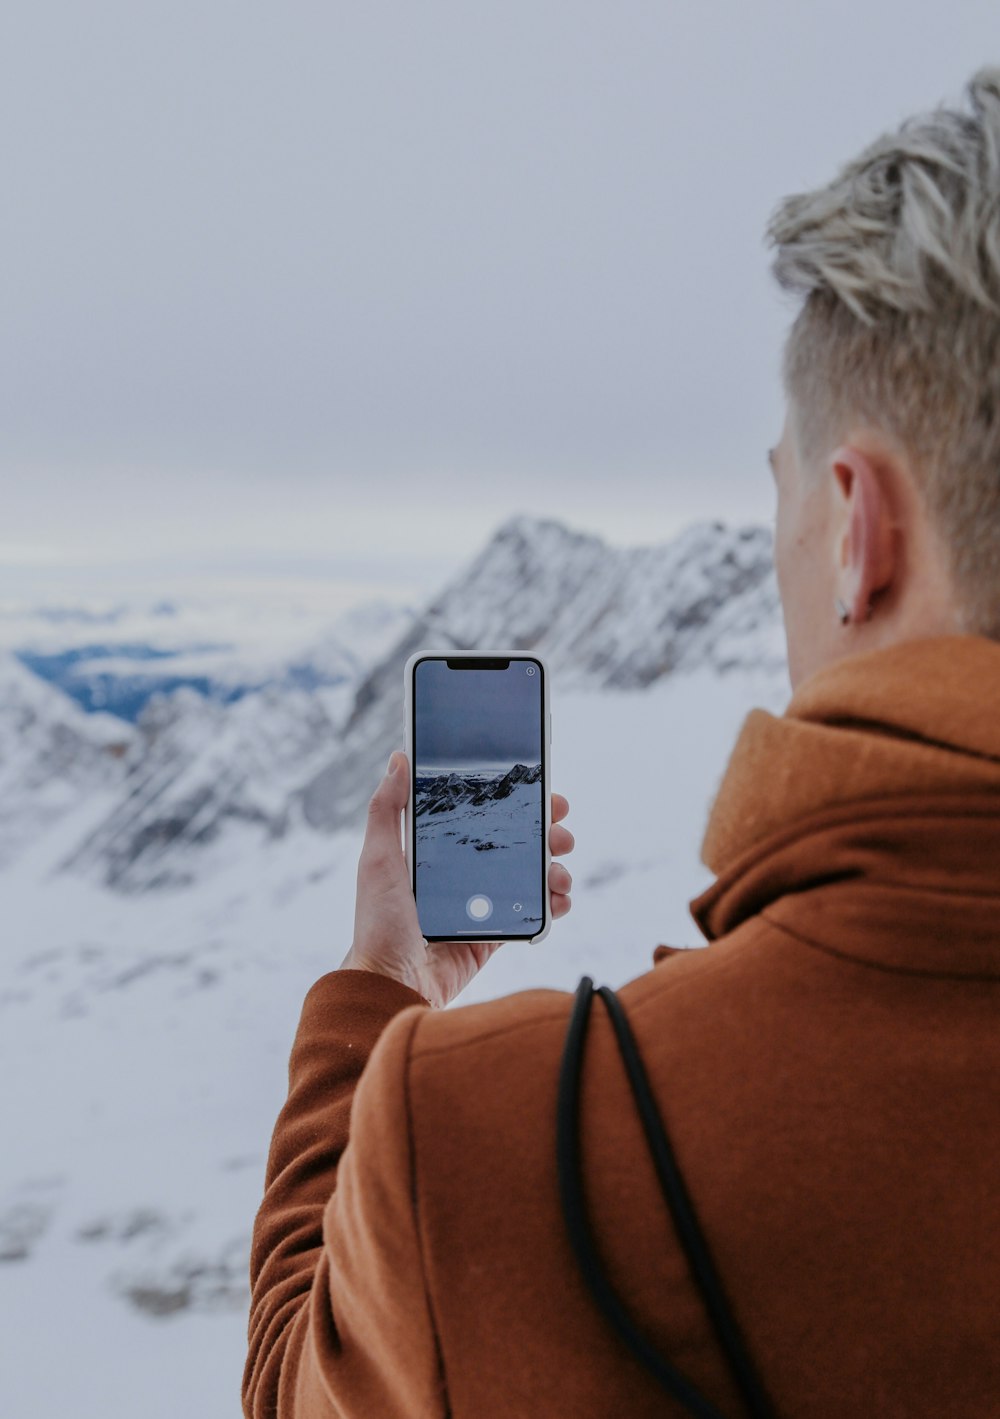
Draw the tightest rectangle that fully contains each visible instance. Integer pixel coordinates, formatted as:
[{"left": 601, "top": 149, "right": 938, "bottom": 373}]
[{"left": 414, "top": 763, "right": 543, "bottom": 936}]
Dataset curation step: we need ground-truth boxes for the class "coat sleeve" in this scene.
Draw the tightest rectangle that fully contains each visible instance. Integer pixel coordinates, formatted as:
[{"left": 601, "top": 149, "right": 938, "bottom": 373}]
[{"left": 242, "top": 967, "right": 448, "bottom": 1419}]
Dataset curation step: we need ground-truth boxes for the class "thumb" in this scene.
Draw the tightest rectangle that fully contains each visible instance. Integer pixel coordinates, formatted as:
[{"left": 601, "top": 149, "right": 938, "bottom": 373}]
[{"left": 363, "top": 751, "right": 409, "bottom": 848}]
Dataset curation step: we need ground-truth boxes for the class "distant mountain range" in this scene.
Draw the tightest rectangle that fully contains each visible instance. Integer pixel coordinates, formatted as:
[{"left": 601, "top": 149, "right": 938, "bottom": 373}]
[
  {"left": 416, "top": 763, "right": 543, "bottom": 817},
  {"left": 0, "top": 514, "right": 784, "bottom": 890}
]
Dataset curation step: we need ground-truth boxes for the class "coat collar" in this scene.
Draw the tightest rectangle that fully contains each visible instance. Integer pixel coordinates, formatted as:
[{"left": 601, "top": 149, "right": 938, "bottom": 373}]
[{"left": 687, "top": 634, "right": 1000, "bottom": 976}]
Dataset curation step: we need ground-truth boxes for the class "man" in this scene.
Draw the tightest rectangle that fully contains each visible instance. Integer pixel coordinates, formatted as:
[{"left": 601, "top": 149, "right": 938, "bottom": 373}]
[{"left": 244, "top": 67, "right": 1000, "bottom": 1417}]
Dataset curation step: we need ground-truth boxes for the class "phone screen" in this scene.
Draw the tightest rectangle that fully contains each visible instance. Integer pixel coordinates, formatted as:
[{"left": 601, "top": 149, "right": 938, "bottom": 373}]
[{"left": 411, "top": 655, "right": 545, "bottom": 940}]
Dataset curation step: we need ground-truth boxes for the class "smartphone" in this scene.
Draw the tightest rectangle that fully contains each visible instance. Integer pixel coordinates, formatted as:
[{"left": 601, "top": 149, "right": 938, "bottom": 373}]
[{"left": 403, "top": 650, "right": 552, "bottom": 944}]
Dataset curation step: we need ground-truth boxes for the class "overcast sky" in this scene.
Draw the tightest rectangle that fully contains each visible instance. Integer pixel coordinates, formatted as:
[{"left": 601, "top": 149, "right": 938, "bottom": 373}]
[
  {"left": 415, "top": 659, "right": 542, "bottom": 769},
  {"left": 2, "top": 2, "right": 997, "bottom": 603}
]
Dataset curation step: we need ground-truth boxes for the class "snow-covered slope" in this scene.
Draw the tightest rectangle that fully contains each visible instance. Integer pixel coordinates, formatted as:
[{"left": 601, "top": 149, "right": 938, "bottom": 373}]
[
  {"left": 0, "top": 654, "right": 134, "bottom": 871},
  {"left": 58, "top": 686, "right": 341, "bottom": 891}
]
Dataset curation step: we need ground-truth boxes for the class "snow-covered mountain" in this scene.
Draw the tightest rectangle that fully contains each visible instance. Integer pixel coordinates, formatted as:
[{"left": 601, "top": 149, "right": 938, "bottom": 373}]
[
  {"left": 301, "top": 514, "right": 783, "bottom": 833},
  {"left": 416, "top": 762, "right": 543, "bottom": 817},
  {"left": 58, "top": 685, "right": 342, "bottom": 891},
  {"left": 0, "top": 654, "right": 134, "bottom": 871},
  {"left": 411, "top": 514, "right": 781, "bottom": 688},
  {"left": 0, "top": 515, "right": 781, "bottom": 892},
  {"left": 0, "top": 599, "right": 414, "bottom": 887}
]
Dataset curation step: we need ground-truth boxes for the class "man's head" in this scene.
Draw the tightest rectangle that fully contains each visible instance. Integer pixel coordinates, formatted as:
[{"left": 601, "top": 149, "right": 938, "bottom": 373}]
[{"left": 764, "top": 67, "right": 1000, "bottom": 691}]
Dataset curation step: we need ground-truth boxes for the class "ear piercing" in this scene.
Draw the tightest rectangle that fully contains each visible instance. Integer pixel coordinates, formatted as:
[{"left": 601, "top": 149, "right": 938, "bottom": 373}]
[{"left": 836, "top": 596, "right": 875, "bottom": 624}]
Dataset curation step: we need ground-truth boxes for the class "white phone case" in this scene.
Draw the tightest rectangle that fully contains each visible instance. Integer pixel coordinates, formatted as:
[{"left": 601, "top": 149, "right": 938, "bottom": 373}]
[{"left": 403, "top": 648, "right": 552, "bottom": 945}]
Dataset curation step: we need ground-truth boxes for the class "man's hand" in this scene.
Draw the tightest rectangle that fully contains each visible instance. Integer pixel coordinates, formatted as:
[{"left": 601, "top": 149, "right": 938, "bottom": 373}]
[{"left": 340, "top": 750, "right": 574, "bottom": 1009}]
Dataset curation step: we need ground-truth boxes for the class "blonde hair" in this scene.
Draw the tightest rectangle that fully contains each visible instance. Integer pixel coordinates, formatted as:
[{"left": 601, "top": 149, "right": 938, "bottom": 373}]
[{"left": 764, "top": 66, "right": 1000, "bottom": 636}]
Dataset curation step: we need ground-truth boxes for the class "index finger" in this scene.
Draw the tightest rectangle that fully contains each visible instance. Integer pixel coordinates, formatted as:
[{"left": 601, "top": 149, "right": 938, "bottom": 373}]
[{"left": 551, "top": 792, "right": 569, "bottom": 823}]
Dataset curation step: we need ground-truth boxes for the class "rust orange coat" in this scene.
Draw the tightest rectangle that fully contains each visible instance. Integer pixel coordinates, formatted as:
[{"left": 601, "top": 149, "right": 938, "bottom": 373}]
[{"left": 243, "top": 635, "right": 1000, "bottom": 1418}]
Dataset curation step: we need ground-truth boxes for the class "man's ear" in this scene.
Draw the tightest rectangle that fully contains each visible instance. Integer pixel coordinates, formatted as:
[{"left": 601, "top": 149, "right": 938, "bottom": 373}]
[{"left": 829, "top": 443, "right": 897, "bottom": 619}]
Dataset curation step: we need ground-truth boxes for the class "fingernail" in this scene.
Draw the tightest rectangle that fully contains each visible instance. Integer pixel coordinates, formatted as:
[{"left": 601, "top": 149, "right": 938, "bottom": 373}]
[{"left": 386, "top": 752, "right": 399, "bottom": 776}]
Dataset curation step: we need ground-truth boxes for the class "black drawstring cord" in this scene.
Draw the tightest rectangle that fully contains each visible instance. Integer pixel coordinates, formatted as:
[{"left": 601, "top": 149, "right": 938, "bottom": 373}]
[{"left": 557, "top": 975, "right": 778, "bottom": 1419}]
